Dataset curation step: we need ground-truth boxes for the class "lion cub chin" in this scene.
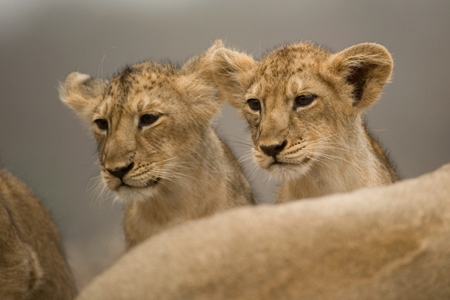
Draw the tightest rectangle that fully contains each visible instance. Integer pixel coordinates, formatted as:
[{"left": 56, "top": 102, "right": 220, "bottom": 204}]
[
  {"left": 212, "top": 41, "right": 398, "bottom": 203},
  {"left": 60, "top": 41, "right": 254, "bottom": 249}
]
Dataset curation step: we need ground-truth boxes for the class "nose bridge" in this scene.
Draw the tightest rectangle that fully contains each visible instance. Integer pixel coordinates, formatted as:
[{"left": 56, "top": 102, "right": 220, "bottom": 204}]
[
  {"left": 103, "top": 117, "right": 136, "bottom": 169},
  {"left": 259, "top": 98, "right": 289, "bottom": 146}
]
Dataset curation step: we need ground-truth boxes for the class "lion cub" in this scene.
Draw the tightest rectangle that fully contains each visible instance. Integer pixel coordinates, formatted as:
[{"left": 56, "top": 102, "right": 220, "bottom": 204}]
[
  {"left": 0, "top": 168, "right": 76, "bottom": 299},
  {"left": 60, "top": 42, "right": 254, "bottom": 249},
  {"left": 212, "top": 42, "right": 398, "bottom": 203}
]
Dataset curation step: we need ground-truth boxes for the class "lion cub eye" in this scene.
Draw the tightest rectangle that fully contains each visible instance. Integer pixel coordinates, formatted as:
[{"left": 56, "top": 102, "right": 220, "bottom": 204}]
[
  {"left": 294, "top": 94, "right": 317, "bottom": 109},
  {"left": 246, "top": 99, "right": 261, "bottom": 111},
  {"left": 139, "top": 114, "right": 159, "bottom": 128},
  {"left": 94, "top": 119, "right": 108, "bottom": 131}
]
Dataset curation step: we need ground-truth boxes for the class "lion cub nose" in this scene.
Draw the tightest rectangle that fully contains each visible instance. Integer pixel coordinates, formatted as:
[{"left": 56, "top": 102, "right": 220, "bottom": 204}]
[
  {"left": 106, "top": 162, "right": 134, "bottom": 180},
  {"left": 259, "top": 141, "right": 287, "bottom": 157}
]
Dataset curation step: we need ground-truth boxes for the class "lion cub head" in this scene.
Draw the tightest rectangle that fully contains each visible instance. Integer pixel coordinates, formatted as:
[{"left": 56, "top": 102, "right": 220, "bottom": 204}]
[
  {"left": 212, "top": 42, "right": 393, "bottom": 180},
  {"left": 60, "top": 42, "right": 222, "bottom": 202}
]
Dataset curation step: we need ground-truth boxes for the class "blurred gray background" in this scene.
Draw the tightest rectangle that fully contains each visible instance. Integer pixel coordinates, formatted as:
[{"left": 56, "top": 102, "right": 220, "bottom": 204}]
[{"left": 1, "top": 0, "right": 449, "bottom": 289}]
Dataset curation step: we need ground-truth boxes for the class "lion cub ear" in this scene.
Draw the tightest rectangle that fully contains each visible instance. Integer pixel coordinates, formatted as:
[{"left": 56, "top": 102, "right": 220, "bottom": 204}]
[
  {"left": 329, "top": 43, "right": 393, "bottom": 110},
  {"left": 176, "top": 41, "right": 227, "bottom": 126},
  {"left": 211, "top": 47, "right": 256, "bottom": 109},
  {"left": 182, "top": 39, "right": 224, "bottom": 78},
  {"left": 59, "top": 72, "right": 107, "bottom": 123}
]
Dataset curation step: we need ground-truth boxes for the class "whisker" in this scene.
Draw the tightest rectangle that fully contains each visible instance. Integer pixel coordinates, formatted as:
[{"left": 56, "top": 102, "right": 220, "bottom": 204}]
[
  {"left": 97, "top": 54, "right": 106, "bottom": 78},
  {"left": 311, "top": 151, "right": 361, "bottom": 170},
  {"left": 85, "top": 172, "right": 118, "bottom": 210}
]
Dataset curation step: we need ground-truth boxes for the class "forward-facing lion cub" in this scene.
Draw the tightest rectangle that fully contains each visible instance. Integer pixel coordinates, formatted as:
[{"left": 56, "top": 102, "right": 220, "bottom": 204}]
[
  {"left": 212, "top": 42, "right": 398, "bottom": 203},
  {"left": 0, "top": 168, "right": 76, "bottom": 299},
  {"left": 60, "top": 42, "right": 254, "bottom": 249}
]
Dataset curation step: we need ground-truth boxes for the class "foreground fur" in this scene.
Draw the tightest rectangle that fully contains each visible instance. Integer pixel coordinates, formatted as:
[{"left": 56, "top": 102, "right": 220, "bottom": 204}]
[
  {"left": 60, "top": 42, "right": 254, "bottom": 249},
  {"left": 76, "top": 163, "right": 450, "bottom": 300},
  {"left": 0, "top": 168, "right": 76, "bottom": 299},
  {"left": 212, "top": 42, "right": 398, "bottom": 202}
]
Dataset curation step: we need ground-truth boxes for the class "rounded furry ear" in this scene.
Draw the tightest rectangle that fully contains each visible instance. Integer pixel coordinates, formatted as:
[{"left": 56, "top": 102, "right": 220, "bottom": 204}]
[
  {"left": 182, "top": 39, "right": 224, "bottom": 77},
  {"left": 176, "top": 41, "right": 225, "bottom": 126},
  {"left": 211, "top": 47, "right": 256, "bottom": 109},
  {"left": 59, "top": 72, "right": 107, "bottom": 123},
  {"left": 329, "top": 43, "right": 393, "bottom": 110},
  {"left": 175, "top": 74, "right": 222, "bottom": 126}
]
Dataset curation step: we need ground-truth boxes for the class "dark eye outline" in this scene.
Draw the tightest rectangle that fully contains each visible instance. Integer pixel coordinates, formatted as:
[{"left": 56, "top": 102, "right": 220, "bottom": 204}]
[
  {"left": 139, "top": 114, "right": 160, "bottom": 128},
  {"left": 294, "top": 94, "right": 317, "bottom": 109},
  {"left": 246, "top": 98, "right": 261, "bottom": 112},
  {"left": 94, "top": 119, "right": 108, "bottom": 131}
]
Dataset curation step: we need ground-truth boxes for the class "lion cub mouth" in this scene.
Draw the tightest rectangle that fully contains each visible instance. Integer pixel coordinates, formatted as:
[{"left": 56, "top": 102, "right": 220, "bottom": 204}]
[
  {"left": 267, "top": 156, "right": 311, "bottom": 168},
  {"left": 119, "top": 177, "right": 161, "bottom": 189},
  {"left": 261, "top": 155, "right": 313, "bottom": 179}
]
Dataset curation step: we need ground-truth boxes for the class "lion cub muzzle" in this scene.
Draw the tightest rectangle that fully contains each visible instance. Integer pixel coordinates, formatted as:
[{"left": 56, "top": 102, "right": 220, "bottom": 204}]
[
  {"left": 259, "top": 140, "right": 287, "bottom": 158},
  {"left": 103, "top": 159, "right": 161, "bottom": 191},
  {"left": 106, "top": 162, "right": 134, "bottom": 180}
]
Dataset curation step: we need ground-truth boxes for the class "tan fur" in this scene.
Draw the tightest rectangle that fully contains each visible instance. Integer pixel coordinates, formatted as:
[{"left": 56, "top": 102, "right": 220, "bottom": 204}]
[
  {"left": 75, "top": 163, "right": 450, "bottom": 300},
  {"left": 59, "top": 41, "right": 254, "bottom": 249},
  {"left": 212, "top": 42, "right": 398, "bottom": 203},
  {"left": 0, "top": 168, "right": 76, "bottom": 299}
]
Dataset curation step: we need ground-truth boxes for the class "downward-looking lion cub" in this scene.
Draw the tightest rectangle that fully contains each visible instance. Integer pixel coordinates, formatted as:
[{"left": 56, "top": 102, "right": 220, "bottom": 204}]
[
  {"left": 0, "top": 168, "right": 76, "bottom": 299},
  {"left": 212, "top": 42, "right": 398, "bottom": 203},
  {"left": 60, "top": 42, "right": 254, "bottom": 249}
]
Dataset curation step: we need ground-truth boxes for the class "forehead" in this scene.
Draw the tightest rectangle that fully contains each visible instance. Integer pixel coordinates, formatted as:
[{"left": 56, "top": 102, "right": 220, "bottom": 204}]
[
  {"left": 249, "top": 44, "right": 331, "bottom": 96},
  {"left": 98, "top": 62, "right": 180, "bottom": 113}
]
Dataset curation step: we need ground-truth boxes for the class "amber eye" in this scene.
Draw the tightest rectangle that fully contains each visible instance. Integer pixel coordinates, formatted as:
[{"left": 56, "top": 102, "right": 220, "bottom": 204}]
[
  {"left": 246, "top": 99, "right": 261, "bottom": 111},
  {"left": 294, "top": 94, "right": 317, "bottom": 109},
  {"left": 139, "top": 114, "right": 159, "bottom": 128},
  {"left": 94, "top": 119, "right": 108, "bottom": 131}
]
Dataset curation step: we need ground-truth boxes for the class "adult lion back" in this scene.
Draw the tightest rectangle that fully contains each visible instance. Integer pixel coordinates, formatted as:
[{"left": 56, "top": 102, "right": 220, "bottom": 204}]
[
  {"left": 0, "top": 169, "right": 76, "bottom": 299},
  {"left": 76, "top": 163, "right": 450, "bottom": 300}
]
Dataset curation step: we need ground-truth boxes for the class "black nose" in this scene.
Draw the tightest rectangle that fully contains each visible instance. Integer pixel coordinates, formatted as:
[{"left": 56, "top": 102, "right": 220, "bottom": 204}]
[
  {"left": 259, "top": 141, "right": 287, "bottom": 157},
  {"left": 106, "top": 162, "right": 134, "bottom": 179}
]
